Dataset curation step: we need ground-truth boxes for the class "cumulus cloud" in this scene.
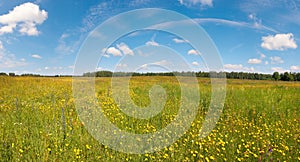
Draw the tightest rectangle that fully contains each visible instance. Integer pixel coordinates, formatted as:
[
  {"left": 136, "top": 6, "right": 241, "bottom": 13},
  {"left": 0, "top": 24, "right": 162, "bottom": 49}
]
[
  {"left": 117, "top": 43, "right": 134, "bottom": 55},
  {"left": 103, "top": 47, "right": 122, "bottom": 56},
  {"left": 146, "top": 40, "right": 159, "bottom": 46},
  {"left": 290, "top": 65, "right": 300, "bottom": 71},
  {"left": 31, "top": 54, "right": 42, "bottom": 59},
  {"left": 270, "top": 56, "right": 284, "bottom": 64},
  {"left": 192, "top": 61, "right": 199, "bottom": 66},
  {"left": 101, "top": 43, "right": 134, "bottom": 57},
  {"left": 0, "top": 41, "right": 3, "bottom": 49},
  {"left": 261, "top": 33, "right": 297, "bottom": 51},
  {"left": 224, "top": 64, "right": 243, "bottom": 70},
  {"left": 271, "top": 67, "right": 288, "bottom": 73},
  {"left": 188, "top": 49, "right": 201, "bottom": 55},
  {"left": 0, "top": 2, "right": 48, "bottom": 36},
  {"left": 224, "top": 64, "right": 254, "bottom": 72},
  {"left": 248, "top": 58, "right": 262, "bottom": 64},
  {"left": 179, "top": 0, "right": 213, "bottom": 7}
]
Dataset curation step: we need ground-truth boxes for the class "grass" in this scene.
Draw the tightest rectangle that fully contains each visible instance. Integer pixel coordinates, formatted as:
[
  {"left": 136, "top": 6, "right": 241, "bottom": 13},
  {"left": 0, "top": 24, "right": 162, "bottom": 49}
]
[{"left": 0, "top": 76, "right": 299, "bottom": 161}]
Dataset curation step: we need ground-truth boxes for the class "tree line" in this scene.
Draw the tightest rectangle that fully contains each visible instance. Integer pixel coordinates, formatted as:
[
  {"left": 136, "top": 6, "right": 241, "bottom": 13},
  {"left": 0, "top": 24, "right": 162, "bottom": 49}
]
[
  {"left": 82, "top": 71, "right": 300, "bottom": 81},
  {"left": 1, "top": 71, "right": 300, "bottom": 81}
]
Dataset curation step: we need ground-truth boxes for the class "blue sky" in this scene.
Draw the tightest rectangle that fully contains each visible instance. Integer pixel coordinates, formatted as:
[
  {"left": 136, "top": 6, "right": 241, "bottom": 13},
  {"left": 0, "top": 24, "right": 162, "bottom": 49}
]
[{"left": 0, "top": 0, "right": 299, "bottom": 75}]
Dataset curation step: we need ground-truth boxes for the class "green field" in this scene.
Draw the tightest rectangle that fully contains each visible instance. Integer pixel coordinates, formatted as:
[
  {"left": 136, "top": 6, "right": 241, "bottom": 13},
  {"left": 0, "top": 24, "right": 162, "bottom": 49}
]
[{"left": 0, "top": 76, "right": 299, "bottom": 161}]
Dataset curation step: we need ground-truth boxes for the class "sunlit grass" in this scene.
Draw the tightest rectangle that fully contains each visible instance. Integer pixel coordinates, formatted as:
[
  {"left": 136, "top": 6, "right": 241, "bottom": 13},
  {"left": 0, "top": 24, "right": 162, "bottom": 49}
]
[{"left": 0, "top": 76, "right": 299, "bottom": 161}]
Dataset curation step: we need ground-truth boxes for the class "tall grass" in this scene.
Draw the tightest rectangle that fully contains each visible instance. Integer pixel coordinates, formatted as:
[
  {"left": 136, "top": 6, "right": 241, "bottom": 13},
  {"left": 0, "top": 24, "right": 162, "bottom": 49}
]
[{"left": 0, "top": 76, "right": 299, "bottom": 161}]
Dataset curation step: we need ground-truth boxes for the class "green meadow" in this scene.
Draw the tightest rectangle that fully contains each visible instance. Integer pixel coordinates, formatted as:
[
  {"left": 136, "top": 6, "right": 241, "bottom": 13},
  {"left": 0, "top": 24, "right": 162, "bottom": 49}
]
[{"left": 0, "top": 76, "right": 299, "bottom": 161}]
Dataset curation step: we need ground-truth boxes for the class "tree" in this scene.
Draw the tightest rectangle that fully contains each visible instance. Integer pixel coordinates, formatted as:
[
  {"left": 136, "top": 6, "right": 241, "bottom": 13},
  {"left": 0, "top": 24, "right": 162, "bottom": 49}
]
[
  {"left": 9, "top": 73, "right": 15, "bottom": 77},
  {"left": 288, "top": 73, "right": 295, "bottom": 81},
  {"left": 0, "top": 72, "right": 7, "bottom": 76},
  {"left": 281, "top": 72, "right": 292, "bottom": 81},
  {"left": 295, "top": 73, "right": 300, "bottom": 81},
  {"left": 272, "top": 72, "right": 280, "bottom": 81}
]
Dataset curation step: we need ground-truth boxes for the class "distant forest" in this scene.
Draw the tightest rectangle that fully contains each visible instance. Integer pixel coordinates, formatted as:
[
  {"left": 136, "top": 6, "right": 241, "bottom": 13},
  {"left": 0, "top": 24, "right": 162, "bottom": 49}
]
[
  {"left": 1, "top": 71, "right": 299, "bottom": 81},
  {"left": 82, "top": 71, "right": 298, "bottom": 81}
]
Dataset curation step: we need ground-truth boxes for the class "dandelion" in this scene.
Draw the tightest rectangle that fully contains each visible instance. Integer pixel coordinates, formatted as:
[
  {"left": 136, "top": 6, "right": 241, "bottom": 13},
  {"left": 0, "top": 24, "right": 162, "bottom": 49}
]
[
  {"left": 163, "top": 153, "right": 169, "bottom": 159},
  {"left": 205, "top": 157, "right": 210, "bottom": 162},
  {"left": 86, "top": 144, "right": 91, "bottom": 150}
]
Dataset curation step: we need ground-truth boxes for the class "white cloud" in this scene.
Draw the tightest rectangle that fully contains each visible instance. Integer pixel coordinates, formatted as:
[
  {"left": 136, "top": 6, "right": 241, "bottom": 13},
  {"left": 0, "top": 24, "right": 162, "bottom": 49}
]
[
  {"left": 102, "top": 54, "right": 110, "bottom": 58},
  {"left": 34, "top": 0, "right": 43, "bottom": 4},
  {"left": 0, "top": 55, "right": 27, "bottom": 68},
  {"left": 96, "top": 67, "right": 103, "bottom": 71},
  {"left": 270, "top": 56, "right": 284, "bottom": 64},
  {"left": 140, "top": 60, "right": 170, "bottom": 70},
  {"left": 260, "top": 53, "right": 266, "bottom": 59},
  {"left": 31, "top": 54, "right": 42, "bottom": 59},
  {"left": 224, "top": 64, "right": 254, "bottom": 72},
  {"left": 90, "top": 30, "right": 105, "bottom": 38},
  {"left": 247, "top": 13, "right": 275, "bottom": 33},
  {"left": 188, "top": 49, "right": 200, "bottom": 55},
  {"left": 129, "top": 0, "right": 152, "bottom": 6},
  {"left": 0, "top": 41, "right": 3, "bottom": 49},
  {"left": 152, "top": 60, "right": 169, "bottom": 66},
  {"left": 261, "top": 33, "right": 297, "bottom": 51},
  {"left": 117, "top": 43, "right": 134, "bottom": 55},
  {"left": 146, "top": 40, "right": 159, "bottom": 46},
  {"left": 140, "top": 64, "right": 148, "bottom": 69},
  {"left": 0, "top": 24, "right": 16, "bottom": 34},
  {"left": 149, "top": 18, "right": 277, "bottom": 33},
  {"left": 0, "top": 45, "right": 27, "bottom": 68},
  {"left": 224, "top": 64, "right": 243, "bottom": 70},
  {"left": 248, "top": 14, "right": 255, "bottom": 20},
  {"left": 192, "top": 61, "right": 199, "bottom": 66},
  {"left": 116, "top": 63, "right": 128, "bottom": 68},
  {"left": 173, "top": 38, "right": 189, "bottom": 43},
  {"left": 0, "top": 2, "right": 48, "bottom": 36},
  {"left": 56, "top": 33, "right": 80, "bottom": 55},
  {"left": 179, "top": 0, "right": 213, "bottom": 7},
  {"left": 44, "top": 66, "right": 64, "bottom": 71},
  {"left": 103, "top": 47, "right": 122, "bottom": 56},
  {"left": 248, "top": 58, "right": 262, "bottom": 64},
  {"left": 265, "top": 61, "right": 269, "bottom": 65},
  {"left": 196, "top": 18, "right": 277, "bottom": 32},
  {"left": 290, "top": 65, "right": 300, "bottom": 71},
  {"left": 271, "top": 67, "right": 288, "bottom": 73}
]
